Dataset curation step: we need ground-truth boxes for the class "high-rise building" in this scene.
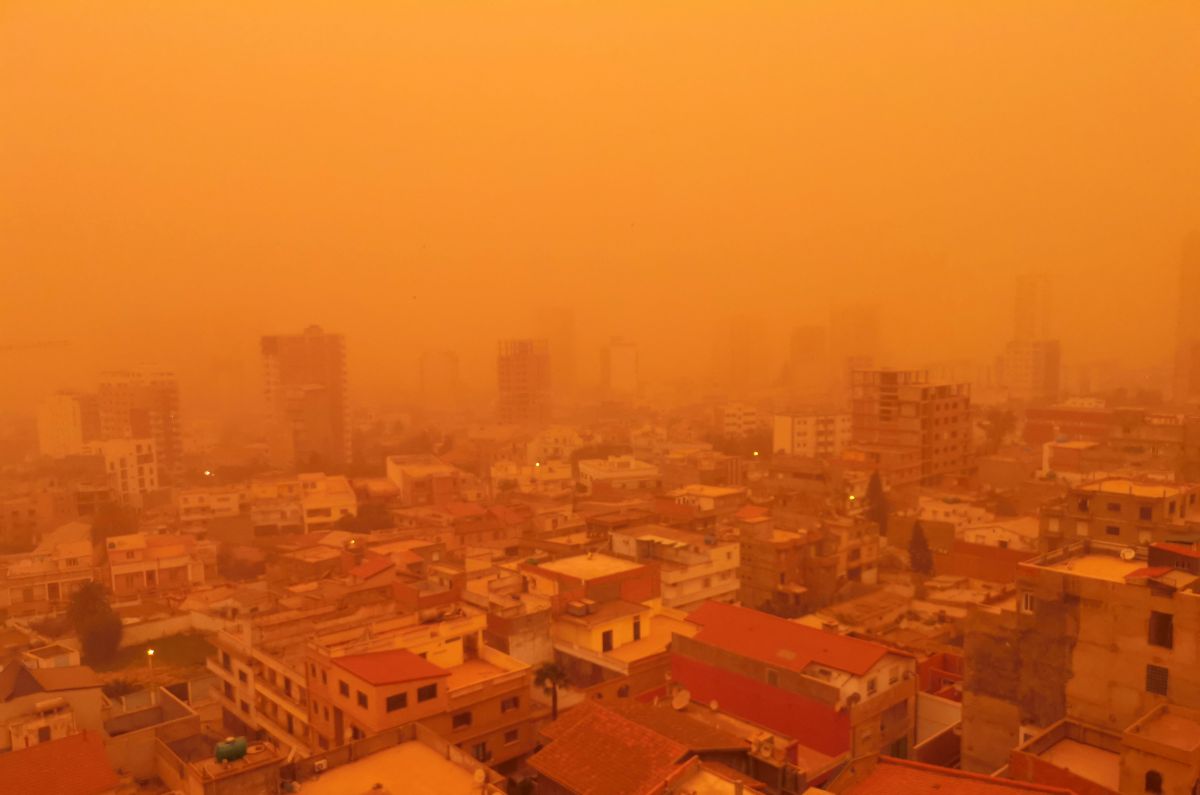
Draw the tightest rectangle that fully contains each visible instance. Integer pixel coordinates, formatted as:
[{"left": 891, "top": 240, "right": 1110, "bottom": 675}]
[
  {"left": 535, "top": 307, "right": 576, "bottom": 398},
  {"left": 261, "top": 326, "right": 349, "bottom": 471},
  {"left": 418, "top": 350, "right": 460, "bottom": 410},
  {"left": 97, "top": 370, "right": 182, "bottom": 485},
  {"left": 829, "top": 305, "right": 881, "bottom": 399},
  {"left": 36, "top": 392, "right": 99, "bottom": 458},
  {"left": 772, "top": 411, "right": 852, "bottom": 457},
  {"left": 1013, "top": 271, "right": 1052, "bottom": 341},
  {"left": 602, "top": 337, "right": 639, "bottom": 397},
  {"left": 787, "top": 324, "right": 828, "bottom": 397},
  {"left": 497, "top": 339, "right": 551, "bottom": 424},
  {"left": 850, "top": 368, "right": 971, "bottom": 484},
  {"left": 1174, "top": 233, "right": 1200, "bottom": 403}
]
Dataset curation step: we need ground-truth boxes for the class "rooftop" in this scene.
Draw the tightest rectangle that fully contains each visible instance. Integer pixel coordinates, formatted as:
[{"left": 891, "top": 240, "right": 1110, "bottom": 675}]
[
  {"left": 332, "top": 649, "right": 450, "bottom": 686},
  {"left": 687, "top": 601, "right": 896, "bottom": 677},
  {"left": 844, "top": 757, "right": 1075, "bottom": 794},
  {"left": 1040, "top": 552, "right": 1143, "bottom": 583},
  {"left": 1078, "top": 478, "right": 1187, "bottom": 498},
  {"left": 1036, "top": 738, "right": 1119, "bottom": 790},
  {"left": 444, "top": 658, "right": 507, "bottom": 691},
  {"left": 0, "top": 730, "right": 119, "bottom": 795},
  {"left": 1127, "top": 705, "right": 1200, "bottom": 753},
  {"left": 536, "top": 553, "right": 643, "bottom": 580},
  {"left": 300, "top": 741, "right": 490, "bottom": 795}
]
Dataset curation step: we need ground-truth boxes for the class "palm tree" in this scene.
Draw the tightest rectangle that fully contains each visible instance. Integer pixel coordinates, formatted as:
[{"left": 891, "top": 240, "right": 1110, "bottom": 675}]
[{"left": 534, "top": 662, "right": 568, "bottom": 720}]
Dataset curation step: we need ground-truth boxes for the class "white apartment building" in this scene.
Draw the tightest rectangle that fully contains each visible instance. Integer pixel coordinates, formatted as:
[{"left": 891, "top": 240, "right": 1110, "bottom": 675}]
[
  {"left": 772, "top": 412, "right": 853, "bottom": 457},
  {"left": 576, "top": 456, "right": 661, "bottom": 495},
  {"left": 715, "top": 403, "right": 760, "bottom": 438},
  {"left": 36, "top": 394, "right": 88, "bottom": 458},
  {"left": 610, "top": 525, "right": 740, "bottom": 611},
  {"left": 83, "top": 438, "right": 158, "bottom": 507}
]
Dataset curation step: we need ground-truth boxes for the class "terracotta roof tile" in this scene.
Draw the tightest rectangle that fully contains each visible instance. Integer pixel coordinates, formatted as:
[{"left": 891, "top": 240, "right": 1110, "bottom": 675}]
[
  {"left": 332, "top": 649, "right": 449, "bottom": 686},
  {"left": 349, "top": 556, "right": 394, "bottom": 580},
  {"left": 0, "top": 730, "right": 120, "bottom": 795},
  {"left": 687, "top": 601, "right": 896, "bottom": 677},
  {"left": 528, "top": 703, "right": 689, "bottom": 795},
  {"left": 1153, "top": 542, "right": 1200, "bottom": 559}
]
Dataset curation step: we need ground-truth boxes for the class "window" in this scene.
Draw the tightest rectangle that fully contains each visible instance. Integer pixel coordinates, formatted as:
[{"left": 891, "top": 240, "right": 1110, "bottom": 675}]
[
  {"left": 223, "top": 683, "right": 234, "bottom": 699},
  {"left": 452, "top": 711, "right": 472, "bottom": 729},
  {"left": 632, "top": 618, "right": 641, "bottom": 642},
  {"left": 1147, "top": 664, "right": 1169, "bottom": 696},
  {"left": 1170, "top": 501, "right": 1178, "bottom": 516},
  {"left": 310, "top": 664, "right": 316, "bottom": 677},
  {"left": 238, "top": 670, "right": 248, "bottom": 683},
  {"left": 1077, "top": 498, "right": 1090, "bottom": 512},
  {"left": 323, "top": 706, "right": 329, "bottom": 719},
  {"left": 501, "top": 696, "right": 519, "bottom": 712},
  {"left": 321, "top": 670, "right": 327, "bottom": 684},
  {"left": 240, "top": 700, "right": 250, "bottom": 714},
  {"left": 338, "top": 681, "right": 349, "bottom": 697},
  {"left": 766, "top": 668, "right": 779, "bottom": 687},
  {"left": 472, "top": 742, "right": 490, "bottom": 762},
  {"left": 1146, "top": 770, "right": 1163, "bottom": 794},
  {"left": 1149, "top": 611, "right": 1174, "bottom": 649},
  {"left": 1105, "top": 525, "right": 1120, "bottom": 536},
  {"left": 222, "top": 652, "right": 232, "bottom": 670},
  {"left": 889, "top": 667, "right": 899, "bottom": 685},
  {"left": 386, "top": 693, "right": 407, "bottom": 712},
  {"left": 1107, "top": 502, "right": 1121, "bottom": 513},
  {"left": 351, "top": 726, "right": 363, "bottom": 740},
  {"left": 867, "top": 678, "right": 878, "bottom": 695},
  {"left": 504, "top": 729, "right": 520, "bottom": 745},
  {"left": 357, "top": 691, "right": 368, "bottom": 709},
  {"left": 602, "top": 630, "right": 614, "bottom": 652},
  {"left": 417, "top": 683, "right": 438, "bottom": 702},
  {"left": 1020, "top": 593, "right": 1036, "bottom": 614},
  {"left": 1140, "top": 506, "right": 1153, "bottom": 520}
]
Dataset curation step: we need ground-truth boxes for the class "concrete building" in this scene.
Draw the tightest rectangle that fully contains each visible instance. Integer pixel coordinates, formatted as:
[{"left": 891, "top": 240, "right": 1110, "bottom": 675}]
[
  {"left": 1001, "top": 339, "right": 1062, "bottom": 403},
  {"left": 829, "top": 304, "right": 882, "bottom": 397},
  {"left": 850, "top": 369, "right": 972, "bottom": 485},
  {"left": 0, "top": 539, "right": 96, "bottom": 617},
  {"left": 671, "top": 602, "right": 918, "bottom": 763},
  {"left": 0, "top": 730, "right": 118, "bottom": 795},
  {"left": 1174, "top": 232, "right": 1200, "bottom": 404},
  {"left": 738, "top": 516, "right": 811, "bottom": 615},
  {"left": 36, "top": 392, "right": 98, "bottom": 458},
  {"left": 497, "top": 338, "right": 551, "bottom": 424},
  {"left": 105, "top": 532, "right": 212, "bottom": 597},
  {"left": 610, "top": 524, "right": 740, "bottom": 611},
  {"left": 386, "top": 454, "right": 464, "bottom": 506},
  {"left": 774, "top": 412, "right": 853, "bottom": 458},
  {"left": 602, "top": 337, "right": 639, "bottom": 397},
  {"left": 0, "top": 661, "right": 105, "bottom": 753},
  {"left": 178, "top": 484, "right": 248, "bottom": 528},
  {"left": 716, "top": 402, "right": 760, "bottom": 438},
  {"left": 576, "top": 455, "right": 661, "bottom": 495},
  {"left": 82, "top": 438, "right": 158, "bottom": 507},
  {"left": 962, "top": 538, "right": 1200, "bottom": 774},
  {"left": 97, "top": 369, "right": 182, "bottom": 485},
  {"left": 262, "top": 325, "right": 349, "bottom": 471},
  {"left": 1038, "top": 477, "right": 1200, "bottom": 552}
]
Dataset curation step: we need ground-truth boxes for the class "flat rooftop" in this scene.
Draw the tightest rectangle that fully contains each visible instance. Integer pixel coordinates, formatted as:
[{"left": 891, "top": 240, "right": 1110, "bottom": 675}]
[
  {"left": 1042, "top": 553, "right": 1141, "bottom": 583},
  {"left": 1129, "top": 709, "right": 1200, "bottom": 752},
  {"left": 1078, "top": 478, "right": 1185, "bottom": 498},
  {"left": 1037, "top": 738, "right": 1119, "bottom": 791},
  {"left": 301, "top": 742, "right": 486, "bottom": 795},
  {"left": 445, "top": 658, "right": 507, "bottom": 691},
  {"left": 537, "top": 554, "right": 642, "bottom": 579}
]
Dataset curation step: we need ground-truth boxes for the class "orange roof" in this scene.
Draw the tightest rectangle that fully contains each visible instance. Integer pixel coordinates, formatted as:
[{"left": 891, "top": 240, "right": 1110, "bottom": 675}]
[
  {"left": 687, "top": 601, "right": 896, "bottom": 677},
  {"left": 528, "top": 703, "right": 688, "bottom": 795},
  {"left": 332, "top": 649, "right": 449, "bottom": 686},
  {"left": 1154, "top": 542, "right": 1200, "bottom": 559},
  {"left": 436, "top": 501, "right": 488, "bottom": 518},
  {"left": 349, "top": 556, "right": 394, "bottom": 580},
  {"left": 735, "top": 504, "right": 770, "bottom": 520},
  {"left": 0, "top": 730, "right": 119, "bottom": 795},
  {"left": 844, "top": 757, "right": 1076, "bottom": 794}
]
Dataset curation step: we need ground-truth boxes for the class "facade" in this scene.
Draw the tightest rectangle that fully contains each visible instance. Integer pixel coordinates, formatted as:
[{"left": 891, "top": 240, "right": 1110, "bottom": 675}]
[
  {"left": 738, "top": 517, "right": 811, "bottom": 615},
  {"left": 1, "top": 540, "right": 95, "bottom": 616},
  {"left": 602, "top": 337, "right": 639, "bottom": 397},
  {"left": 773, "top": 412, "right": 852, "bottom": 458},
  {"left": 36, "top": 392, "right": 98, "bottom": 458},
  {"left": 610, "top": 524, "right": 740, "bottom": 611},
  {"left": 715, "top": 402, "right": 760, "bottom": 438},
  {"left": 83, "top": 438, "right": 159, "bottom": 507},
  {"left": 1038, "top": 477, "right": 1200, "bottom": 553},
  {"left": 105, "top": 533, "right": 212, "bottom": 597},
  {"left": 850, "top": 369, "right": 971, "bottom": 484},
  {"left": 97, "top": 369, "right": 182, "bottom": 485},
  {"left": 497, "top": 338, "right": 551, "bottom": 424},
  {"left": 386, "top": 455, "right": 464, "bottom": 506},
  {"left": 671, "top": 602, "right": 917, "bottom": 762},
  {"left": 1002, "top": 339, "right": 1062, "bottom": 403},
  {"left": 261, "top": 325, "right": 349, "bottom": 471},
  {"left": 0, "top": 662, "right": 105, "bottom": 753},
  {"left": 576, "top": 456, "right": 661, "bottom": 495}
]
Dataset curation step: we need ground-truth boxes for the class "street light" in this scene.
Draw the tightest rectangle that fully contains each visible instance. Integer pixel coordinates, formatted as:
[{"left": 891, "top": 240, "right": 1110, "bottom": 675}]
[{"left": 147, "top": 648, "right": 156, "bottom": 703}]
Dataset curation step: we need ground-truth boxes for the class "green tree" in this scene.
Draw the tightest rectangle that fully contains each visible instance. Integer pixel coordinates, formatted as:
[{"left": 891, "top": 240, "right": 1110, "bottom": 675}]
[
  {"left": 67, "top": 582, "right": 123, "bottom": 666},
  {"left": 865, "top": 471, "right": 889, "bottom": 537},
  {"left": 909, "top": 520, "right": 934, "bottom": 575},
  {"left": 534, "top": 662, "right": 568, "bottom": 721}
]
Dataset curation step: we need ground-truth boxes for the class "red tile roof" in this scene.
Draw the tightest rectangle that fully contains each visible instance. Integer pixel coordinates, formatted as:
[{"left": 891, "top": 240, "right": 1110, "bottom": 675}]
[
  {"left": 0, "top": 730, "right": 119, "bottom": 795},
  {"left": 332, "top": 649, "right": 449, "bottom": 686},
  {"left": 528, "top": 703, "right": 689, "bottom": 795},
  {"left": 1153, "top": 542, "right": 1200, "bottom": 559},
  {"left": 734, "top": 504, "right": 770, "bottom": 520},
  {"left": 349, "top": 555, "right": 394, "bottom": 580},
  {"left": 1126, "top": 566, "right": 1174, "bottom": 581},
  {"left": 844, "top": 758, "right": 1076, "bottom": 794},
  {"left": 687, "top": 601, "right": 896, "bottom": 677}
]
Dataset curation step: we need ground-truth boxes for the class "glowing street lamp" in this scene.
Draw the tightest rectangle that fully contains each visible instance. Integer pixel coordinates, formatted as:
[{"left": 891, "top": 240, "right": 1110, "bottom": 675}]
[{"left": 147, "top": 648, "right": 156, "bottom": 701}]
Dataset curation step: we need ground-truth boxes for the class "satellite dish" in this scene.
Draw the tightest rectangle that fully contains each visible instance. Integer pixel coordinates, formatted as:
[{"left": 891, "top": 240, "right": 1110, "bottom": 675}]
[
  {"left": 473, "top": 769, "right": 487, "bottom": 784},
  {"left": 671, "top": 689, "right": 692, "bottom": 710},
  {"left": 1120, "top": 547, "right": 1137, "bottom": 561}
]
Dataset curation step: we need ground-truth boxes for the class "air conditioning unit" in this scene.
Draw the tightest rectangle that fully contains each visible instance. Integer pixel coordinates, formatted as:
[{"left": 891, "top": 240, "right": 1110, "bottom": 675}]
[{"left": 313, "top": 759, "right": 328, "bottom": 773}]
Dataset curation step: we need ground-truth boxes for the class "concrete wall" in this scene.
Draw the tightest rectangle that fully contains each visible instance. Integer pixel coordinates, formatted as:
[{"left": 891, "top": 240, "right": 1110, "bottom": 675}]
[{"left": 119, "top": 612, "right": 225, "bottom": 648}]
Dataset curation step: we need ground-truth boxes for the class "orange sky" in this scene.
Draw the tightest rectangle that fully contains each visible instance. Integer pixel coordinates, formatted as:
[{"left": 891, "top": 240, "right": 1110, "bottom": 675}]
[{"left": 3, "top": 1, "right": 1198, "bottom": 414}]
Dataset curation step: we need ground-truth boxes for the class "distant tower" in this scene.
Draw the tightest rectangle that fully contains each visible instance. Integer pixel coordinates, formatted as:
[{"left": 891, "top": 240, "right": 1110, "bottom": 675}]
[
  {"left": 419, "top": 351, "right": 461, "bottom": 410},
  {"left": 1175, "top": 233, "right": 1200, "bottom": 403},
  {"left": 602, "top": 338, "right": 639, "bottom": 398},
  {"left": 829, "top": 305, "right": 881, "bottom": 399},
  {"left": 1014, "top": 272, "right": 1052, "bottom": 341},
  {"left": 497, "top": 339, "right": 551, "bottom": 424},
  {"left": 787, "top": 325, "right": 828, "bottom": 399},
  {"left": 97, "top": 369, "right": 182, "bottom": 485},
  {"left": 261, "top": 326, "right": 349, "bottom": 471},
  {"left": 37, "top": 392, "right": 99, "bottom": 458},
  {"left": 535, "top": 307, "right": 576, "bottom": 399}
]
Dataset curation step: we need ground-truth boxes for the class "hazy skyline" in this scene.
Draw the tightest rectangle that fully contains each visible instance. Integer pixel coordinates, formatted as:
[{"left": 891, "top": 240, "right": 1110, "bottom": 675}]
[{"left": 3, "top": 2, "right": 1198, "bottom": 415}]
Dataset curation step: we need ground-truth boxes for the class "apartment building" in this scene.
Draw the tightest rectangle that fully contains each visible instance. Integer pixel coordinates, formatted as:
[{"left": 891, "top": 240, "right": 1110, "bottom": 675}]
[
  {"left": 773, "top": 412, "right": 852, "bottom": 458},
  {"left": 962, "top": 538, "right": 1200, "bottom": 774},
  {"left": 715, "top": 403, "right": 760, "bottom": 438},
  {"left": 97, "top": 369, "right": 182, "bottom": 485},
  {"left": 385, "top": 454, "right": 464, "bottom": 506},
  {"left": 738, "top": 517, "right": 811, "bottom": 616},
  {"left": 671, "top": 602, "right": 917, "bottom": 762},
  {"left": 609, "top": 524, "right": 740, "bottom": 611},
  {"left": 105, "top": 532, "right": 213, "bottom": 597},
  {"left": 177, "top": 484, "right": 247, "bottom": 528},
  {"left": 850, "top": 369, "right": 971, "bottom": 485},
  {"left": 83, "top": 438, "right": 158, "bottom": 507},
  {"left": 0, "top": 661, "right": 104, "bottom": 753},
  {"left": 576, "top": 456, "right": 661, "bottom": 495},
  {"left": 262, "top": 326, "right": 349, "bottom": 471},
  {"left": 36, "top": 392, "right": 98, "bottom": 458},
  {"left": 1042, "top": 477, "right": 1200, "bottom": 551},
  {"left": 497, "top": 338, "right": 551, "bottom": 424},
  {"left": 1, "top": 540, "right": 95, "bottom": 617}
]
